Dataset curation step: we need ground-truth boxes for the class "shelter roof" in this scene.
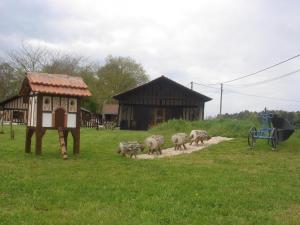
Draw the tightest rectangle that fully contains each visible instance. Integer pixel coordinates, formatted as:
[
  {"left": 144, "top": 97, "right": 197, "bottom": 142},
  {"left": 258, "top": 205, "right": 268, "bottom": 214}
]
[{"left": 20, "top": 72, "right": 92, "bottom": 97}]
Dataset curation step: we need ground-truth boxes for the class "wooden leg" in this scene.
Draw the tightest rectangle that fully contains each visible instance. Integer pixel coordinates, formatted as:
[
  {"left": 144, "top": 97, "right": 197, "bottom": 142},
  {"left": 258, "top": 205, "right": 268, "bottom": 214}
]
[
  {"left": 25, "top": 128, "right": 34, "bottom": 153},
  {"left": 63, "top": 130, "right": 69, "bottom": 151},
  {"left": 35, "top": 129, "right": 46, "bottom": 155},
  {"left": 71, "top": 129, "right": 80, "bottom": 155}
]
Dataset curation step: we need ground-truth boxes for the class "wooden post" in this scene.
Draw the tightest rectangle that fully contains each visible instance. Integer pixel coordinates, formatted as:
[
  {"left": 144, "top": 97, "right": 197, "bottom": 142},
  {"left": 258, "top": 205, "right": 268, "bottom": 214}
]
[
  {"left": 10, "top": 109, "right": 14, "bottom": 140},
  {"left": 25, "top": 128, "right": 34, "bottom": 153},
  {"left": 219, "top": 83, "right": 223, "bottom": 116},
  {"left": 72, "top": 97, "right": 81, "bottom": 155},
  {"left": 63, "top": 130, "right": 69, "bottom": 150},
  {"left": 35, "top": 95, "right": 43, "bottom": 155},
  {"left": 117, "top": 104, "right": 121, "bottom": 128},
  {"left": 71, "top": 129, "right": 80, "bottom": 155}
]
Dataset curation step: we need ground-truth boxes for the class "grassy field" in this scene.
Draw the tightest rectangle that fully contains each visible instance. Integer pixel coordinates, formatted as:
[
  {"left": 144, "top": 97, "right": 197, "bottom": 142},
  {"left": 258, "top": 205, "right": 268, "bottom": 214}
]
[{"left": 0, "top": 119, "right": 300, "bottom": 225}]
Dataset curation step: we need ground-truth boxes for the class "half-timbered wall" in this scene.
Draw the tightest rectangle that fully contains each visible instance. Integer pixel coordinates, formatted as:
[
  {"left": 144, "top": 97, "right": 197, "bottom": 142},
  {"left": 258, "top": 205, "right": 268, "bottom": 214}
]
[
  {"left": 0, "top": 96, "right": 28, "bottom": 123},
  {"left": 0, "top": 95, "right": 90, "bottom": 127},
  {"left": 41, "top": 95, "right": 78, "bottom": 128},
  {"left": 2, "top": 97, "right": 28, "bottom": 110},
  {"left": 28, "top": 96, "right": 37, "bottom": 126}
]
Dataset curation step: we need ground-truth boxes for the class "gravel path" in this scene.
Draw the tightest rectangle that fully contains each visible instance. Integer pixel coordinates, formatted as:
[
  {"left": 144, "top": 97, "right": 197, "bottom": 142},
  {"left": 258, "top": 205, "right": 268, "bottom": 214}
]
[{"left": 136, "top": 136, "right": 233, "bottom": 160}]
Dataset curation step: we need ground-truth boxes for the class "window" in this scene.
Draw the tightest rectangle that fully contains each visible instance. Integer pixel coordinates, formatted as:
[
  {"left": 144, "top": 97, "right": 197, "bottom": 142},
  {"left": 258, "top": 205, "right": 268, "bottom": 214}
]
[{"left": 42, "top": 96, "right": 52, "bottom": 111}]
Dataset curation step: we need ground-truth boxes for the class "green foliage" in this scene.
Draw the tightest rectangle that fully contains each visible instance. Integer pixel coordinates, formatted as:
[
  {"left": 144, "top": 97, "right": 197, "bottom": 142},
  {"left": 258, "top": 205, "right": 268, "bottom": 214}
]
[
  {"left": 0, "top": 63, "right": 23, "bottom": 101},
  {"left": 150, "top": 118, "right": 258, "bottom": 138},
  {"left": 0, "top": 124, "right": 299, "bottom": 225},
  {"left": 95, "top": 56, "right": 149, "bottom": 111},
  {"left": 221, "top": 110, "right": 300, "bottom": 128},
  {"left": 0, "top": 45, "right": 149, "bottom": 113},
  {"left": 42, "top": 55, "right": 84, "bottom": 75}
]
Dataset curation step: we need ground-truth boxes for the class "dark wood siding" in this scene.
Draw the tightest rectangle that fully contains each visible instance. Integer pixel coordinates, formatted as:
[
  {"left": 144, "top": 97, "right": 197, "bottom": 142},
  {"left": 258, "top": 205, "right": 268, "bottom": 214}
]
[{"left": 115, "top": 76, "right": 211, "bottom": 130}]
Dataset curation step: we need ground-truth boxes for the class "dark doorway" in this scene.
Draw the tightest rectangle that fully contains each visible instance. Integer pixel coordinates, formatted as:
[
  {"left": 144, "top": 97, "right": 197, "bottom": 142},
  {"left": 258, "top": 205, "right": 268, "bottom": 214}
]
[
  {"left": 54, "top": 108, "right": 66, "bottom": 128},
  {"left": 12, "top": 110, "right": 25, "bottom": 123},
  {"left": 134, "top": 106, "right": 150, "bottom": 130}
]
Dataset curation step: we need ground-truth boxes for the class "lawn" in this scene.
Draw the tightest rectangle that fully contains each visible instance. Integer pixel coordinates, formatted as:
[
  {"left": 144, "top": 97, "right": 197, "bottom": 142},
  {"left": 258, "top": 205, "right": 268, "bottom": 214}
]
[{"left": 0, "top": 120, "right": 300, "bottom": 225}]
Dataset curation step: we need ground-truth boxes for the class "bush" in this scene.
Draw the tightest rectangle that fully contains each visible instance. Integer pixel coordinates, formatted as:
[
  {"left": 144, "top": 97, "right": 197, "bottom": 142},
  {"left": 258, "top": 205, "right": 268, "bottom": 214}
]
[{"left": 149, "top": 118, "right": 257, "bottom": 138}]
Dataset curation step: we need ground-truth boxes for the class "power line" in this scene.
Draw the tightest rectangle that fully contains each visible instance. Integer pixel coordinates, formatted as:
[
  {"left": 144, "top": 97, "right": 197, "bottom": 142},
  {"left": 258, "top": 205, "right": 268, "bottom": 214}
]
[
  {"left": 193, "top": 82, "right": 219, "bottom": 90},
  {"left": 227, "top": 68, "right": 300, "bottom": 88},
  {"left": 222, "top": 54, "right": 300, "bottom": 84},
  {"left": 225, "top": 88, "right": 300, "bottom": 103},
  {"left": 191, "top": 54, "right": 300, "bottom": 114}
]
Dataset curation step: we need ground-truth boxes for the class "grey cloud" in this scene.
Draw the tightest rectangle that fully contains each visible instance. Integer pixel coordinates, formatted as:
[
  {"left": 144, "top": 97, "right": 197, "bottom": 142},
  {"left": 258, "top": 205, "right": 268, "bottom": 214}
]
[{"left": 0, "top": 0, "right": 300, "bottom": 116}]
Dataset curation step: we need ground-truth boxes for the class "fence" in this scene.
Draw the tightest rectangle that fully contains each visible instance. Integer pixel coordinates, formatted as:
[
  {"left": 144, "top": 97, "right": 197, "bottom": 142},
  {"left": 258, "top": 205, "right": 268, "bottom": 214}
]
[{"left": 81, "top": 114, "right": 102, "bottom": 128}]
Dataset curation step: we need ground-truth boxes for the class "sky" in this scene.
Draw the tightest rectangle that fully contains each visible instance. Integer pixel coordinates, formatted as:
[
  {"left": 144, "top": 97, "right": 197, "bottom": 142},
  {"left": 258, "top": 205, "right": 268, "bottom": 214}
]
[{"left": 0, "top": 0, "right": 300, "bottom": 116}]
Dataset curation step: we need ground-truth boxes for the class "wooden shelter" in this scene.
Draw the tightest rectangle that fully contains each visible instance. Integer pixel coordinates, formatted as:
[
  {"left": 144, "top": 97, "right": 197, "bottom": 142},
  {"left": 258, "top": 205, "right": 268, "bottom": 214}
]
[
  {"left": 19, "top": 72, "right": 91, "bottom": 157},
  {"left": 0, "top": 95, "right": 98, "bottom": 126},
  {"left": 114, "top": 76, "right": 212, "bottom": 130}
]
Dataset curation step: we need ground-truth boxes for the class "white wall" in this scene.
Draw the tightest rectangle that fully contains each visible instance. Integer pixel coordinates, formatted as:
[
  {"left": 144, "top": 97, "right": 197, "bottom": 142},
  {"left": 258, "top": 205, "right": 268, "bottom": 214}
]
[
  {"left": 67, "top": 113, "right": 76, "bottom": 128},
  {"left": 28, "top": 96, "right": 37, "bottom": 127},
  {"left": 42, "top": 112, "right": 52, "bottom": 127}
]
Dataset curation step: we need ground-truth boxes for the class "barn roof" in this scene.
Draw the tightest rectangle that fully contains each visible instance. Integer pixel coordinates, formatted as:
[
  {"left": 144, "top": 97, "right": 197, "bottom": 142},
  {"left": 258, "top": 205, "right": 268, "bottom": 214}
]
[
  {"left": 114, "top": 76, "right": 212, "bottom": 101},
  {"left": 102, "top": 104, "right": 119, "bottom": 115},
  {"left": 20, "top": 72, "right": 92, "bottom": 97}
]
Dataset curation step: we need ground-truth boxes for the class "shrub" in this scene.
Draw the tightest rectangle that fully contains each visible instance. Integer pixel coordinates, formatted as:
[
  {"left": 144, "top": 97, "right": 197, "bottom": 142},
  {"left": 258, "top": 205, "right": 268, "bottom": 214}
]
[{"left": 150, "top": 118, "right": 257, "bottom": 138}]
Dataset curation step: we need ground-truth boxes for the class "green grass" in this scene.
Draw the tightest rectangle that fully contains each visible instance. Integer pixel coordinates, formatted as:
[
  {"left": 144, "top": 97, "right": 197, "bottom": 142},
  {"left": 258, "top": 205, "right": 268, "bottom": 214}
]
[{"left": 0, "top": 120, "right": 300, "bottom": 225}]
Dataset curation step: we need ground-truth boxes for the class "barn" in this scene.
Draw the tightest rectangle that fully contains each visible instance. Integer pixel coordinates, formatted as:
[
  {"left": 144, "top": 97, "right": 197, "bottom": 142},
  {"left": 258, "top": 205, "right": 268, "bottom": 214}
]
[{"left": 114, "top": 76, "right": 212, "bottom": 130}]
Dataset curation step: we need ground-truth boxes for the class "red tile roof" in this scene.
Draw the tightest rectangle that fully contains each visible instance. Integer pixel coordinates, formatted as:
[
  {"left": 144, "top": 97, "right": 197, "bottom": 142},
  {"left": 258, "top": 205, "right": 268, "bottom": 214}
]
[
  {"left": 102, "top": 104, "right": 119, "bottom": 115},
  {"left": 21, "top": 72, "right": 92, "bottom": 97}
]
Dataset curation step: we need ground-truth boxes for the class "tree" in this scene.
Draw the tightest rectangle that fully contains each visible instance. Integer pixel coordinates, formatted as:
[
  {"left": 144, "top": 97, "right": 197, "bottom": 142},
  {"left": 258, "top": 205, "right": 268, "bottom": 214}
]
[
  {"left": 41, "top": 53, "right": 101, "bottom": 112},
  {"left": 2, "top": 43, "right": 50, "bottom": 100},
  {"left": 7, "top": 43, "right": 48, "bottom": 72},
  {"left": 0, "top": 63, "right": 21, "bottom": 101},
  {"left": 42, "top": 54, "right": 84, "bottom": 75},
  {"left": 95, "top": 56, "right": 149, "bottom": 111},
  {"left": 1, "top": 43, "right": 150, "bottom": 113}
]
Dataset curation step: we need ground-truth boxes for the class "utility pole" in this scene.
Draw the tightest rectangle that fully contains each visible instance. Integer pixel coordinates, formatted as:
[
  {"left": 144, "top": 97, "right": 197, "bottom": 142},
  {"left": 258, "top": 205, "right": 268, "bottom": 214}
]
[
  {"left": 219, "top": 83, "right": 223, "bottom": 115},
  {"left": 190, "top": 81, "right": 193, "bottom": 90}
]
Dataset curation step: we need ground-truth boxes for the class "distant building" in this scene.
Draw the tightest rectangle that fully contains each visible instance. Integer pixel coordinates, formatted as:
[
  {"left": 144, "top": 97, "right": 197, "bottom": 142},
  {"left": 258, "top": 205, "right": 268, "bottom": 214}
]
[
  {"left": 0, "top": 95, "right": 28, "bottom": 124},
  {"left": 114, "top": 76, "right": 212, "bottom": 130},
  {"left": 102, "top": 104, "right": 119, "bottom": 122}
]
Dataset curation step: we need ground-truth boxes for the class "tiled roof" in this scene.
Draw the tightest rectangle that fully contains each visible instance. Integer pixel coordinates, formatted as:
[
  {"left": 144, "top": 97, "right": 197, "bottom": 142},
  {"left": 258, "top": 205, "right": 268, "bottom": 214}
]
[
  {"left": 22, "top": 72, "right": 92, "bottom": 97},
  {"left": 102, "top": 104, "right": 119, "bottom": 115}
]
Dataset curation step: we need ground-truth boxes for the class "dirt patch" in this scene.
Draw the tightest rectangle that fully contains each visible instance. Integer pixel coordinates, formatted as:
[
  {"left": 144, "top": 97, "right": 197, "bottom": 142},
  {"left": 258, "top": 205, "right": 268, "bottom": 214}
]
[{"left": 136, "top": 136, "right": 233, "bottom": 160}]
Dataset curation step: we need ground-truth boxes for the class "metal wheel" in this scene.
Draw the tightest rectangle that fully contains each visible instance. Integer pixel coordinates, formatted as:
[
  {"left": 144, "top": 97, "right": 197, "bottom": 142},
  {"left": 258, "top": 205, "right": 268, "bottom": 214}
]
[
  {"left": 270, "top": 128, "right": 278, "bottom": 150},
  {"left": 248, "top": 127, "right": 257, "bottom": 148}
]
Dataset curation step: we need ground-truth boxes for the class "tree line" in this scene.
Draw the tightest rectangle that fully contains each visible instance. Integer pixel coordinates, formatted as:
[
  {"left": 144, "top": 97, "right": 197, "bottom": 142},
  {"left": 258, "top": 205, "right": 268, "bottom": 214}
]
[
  {"left": 219, "top": 110, "right": 300, "bottom": 128},
  {"left": 0, "top": 44, "right": 149, "bottom": 112}
]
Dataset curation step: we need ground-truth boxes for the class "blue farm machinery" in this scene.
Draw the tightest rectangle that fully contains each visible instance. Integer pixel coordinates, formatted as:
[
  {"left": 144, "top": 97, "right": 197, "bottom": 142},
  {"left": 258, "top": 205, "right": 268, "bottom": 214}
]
[{"left": 248, "top": 108, "right": 295, "bottom": 150}]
